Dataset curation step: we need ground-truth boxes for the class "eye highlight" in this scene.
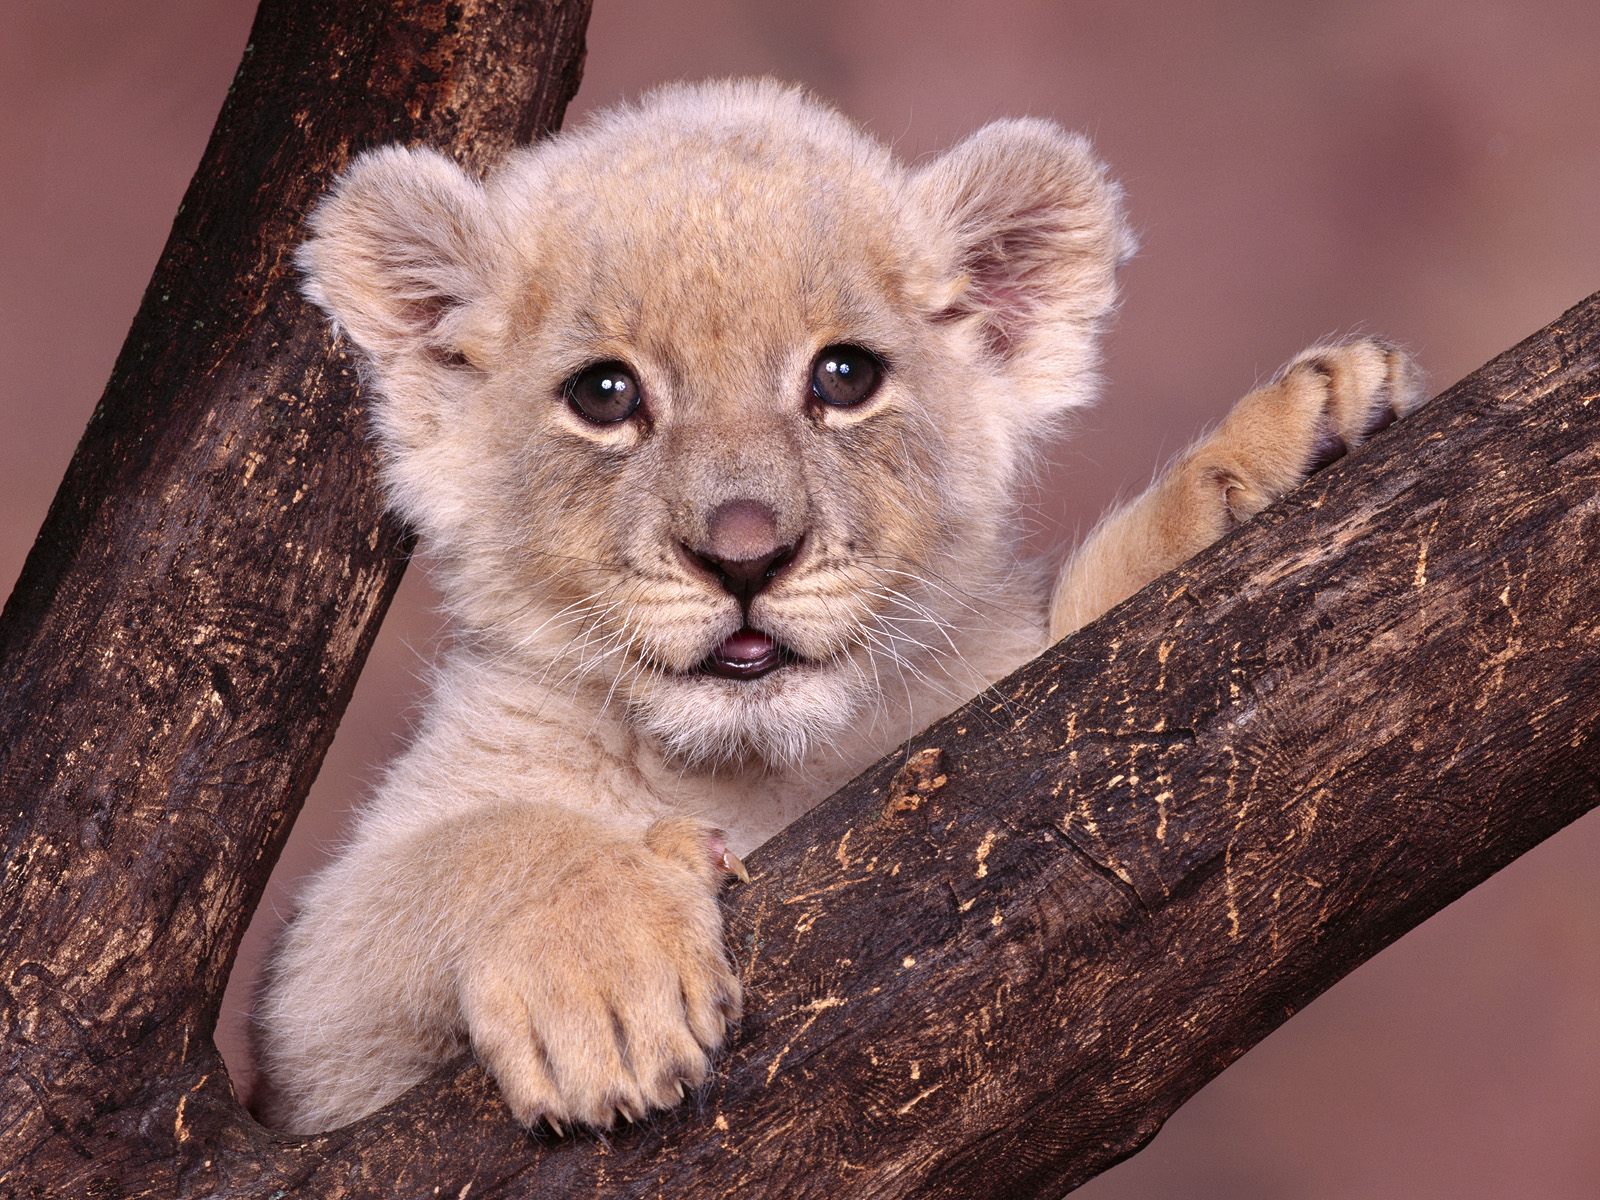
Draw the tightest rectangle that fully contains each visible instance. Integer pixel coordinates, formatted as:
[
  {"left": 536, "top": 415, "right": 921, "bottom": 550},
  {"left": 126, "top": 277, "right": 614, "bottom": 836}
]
[
  {"left": 810, "top": 344, "right": 884, "bottom": 409},
  {"left": 564, "top": 361, "right": 642, "bottom": 424}
]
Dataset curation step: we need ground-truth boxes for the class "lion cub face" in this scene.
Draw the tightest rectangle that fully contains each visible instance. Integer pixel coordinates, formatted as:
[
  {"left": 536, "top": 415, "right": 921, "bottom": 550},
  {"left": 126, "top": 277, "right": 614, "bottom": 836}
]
[{"left": 300, "top": 80, "right": 1131, "bottom": 767}]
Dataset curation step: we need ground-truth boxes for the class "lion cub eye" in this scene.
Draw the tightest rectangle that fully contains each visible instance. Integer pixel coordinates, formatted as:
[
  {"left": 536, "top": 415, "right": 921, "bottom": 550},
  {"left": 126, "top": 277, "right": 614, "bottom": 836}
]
[
  {"left": 810, "top": 344, "right": 884, "bottom": 408},
  {"left": 564, "top": 361, "right": 642, "bottom": 424}
]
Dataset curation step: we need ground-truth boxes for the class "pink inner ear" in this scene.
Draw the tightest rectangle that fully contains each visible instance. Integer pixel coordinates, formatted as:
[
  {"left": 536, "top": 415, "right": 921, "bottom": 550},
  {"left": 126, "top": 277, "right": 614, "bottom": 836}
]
[
  {"left": 965, "top": 278, "right": 1037, "bottom": 359},
  {"left": 938, "top": 201, "right": 1067, "bottom": 360},
  {"left": 396, "top": 294, "right": 470, "bottom": 368},
  {"left": 396, "top": 294, "right": 449, "bottom": 333}
]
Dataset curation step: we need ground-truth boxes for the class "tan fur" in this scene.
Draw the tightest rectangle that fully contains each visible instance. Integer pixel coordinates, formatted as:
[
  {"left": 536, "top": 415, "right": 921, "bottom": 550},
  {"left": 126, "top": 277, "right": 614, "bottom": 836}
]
[{"left": 254, "top": 79, "right": 1424, "bottom": 1134}]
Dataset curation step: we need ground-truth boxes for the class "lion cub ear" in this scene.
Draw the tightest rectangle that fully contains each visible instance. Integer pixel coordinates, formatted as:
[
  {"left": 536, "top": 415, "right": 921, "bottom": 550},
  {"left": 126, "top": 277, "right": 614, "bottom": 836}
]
[
  {"left": 297, "top": 145, "right": 496, "bottom": 371},
  {"left": 915, "top": 119, "right": 1135, "bottom": 413}
]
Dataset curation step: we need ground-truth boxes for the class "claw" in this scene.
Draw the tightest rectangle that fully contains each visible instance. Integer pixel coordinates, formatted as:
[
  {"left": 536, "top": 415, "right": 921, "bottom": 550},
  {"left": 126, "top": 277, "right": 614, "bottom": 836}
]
[
  {"left": 721, "top": 848, "right": 751, "bottom": 884},
  {"left": 619, "top": 1107, "right": 634, "bottom": 1125},
  {"left": 547, "top": 1117, "right": 565, "bottom": 1138},
  {"left": 678, "top": 1080, "right": 689, "bottom": 1098}
]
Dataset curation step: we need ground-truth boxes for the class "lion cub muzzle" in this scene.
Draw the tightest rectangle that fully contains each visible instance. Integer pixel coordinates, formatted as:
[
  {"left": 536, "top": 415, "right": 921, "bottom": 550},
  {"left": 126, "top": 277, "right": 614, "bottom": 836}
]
[{"left": 678, "top": 497, "right": 805, "bottom": 680}]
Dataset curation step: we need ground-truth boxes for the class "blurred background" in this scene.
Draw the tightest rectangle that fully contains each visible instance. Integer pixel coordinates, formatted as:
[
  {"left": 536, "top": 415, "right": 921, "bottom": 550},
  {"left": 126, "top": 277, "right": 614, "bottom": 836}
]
[{"left": 3, "top": 1, "right": 1597, "bottom": 1195}]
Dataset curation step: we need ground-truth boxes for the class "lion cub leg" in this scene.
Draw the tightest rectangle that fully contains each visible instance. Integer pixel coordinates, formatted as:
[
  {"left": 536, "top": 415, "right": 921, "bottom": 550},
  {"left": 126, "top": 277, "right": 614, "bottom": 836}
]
[
  {"left": 254, "top": 806, "right": 743, "bottom": 1134},
  {"left": 1050, "top": 338, "right": 1424, "bottom": 639}
]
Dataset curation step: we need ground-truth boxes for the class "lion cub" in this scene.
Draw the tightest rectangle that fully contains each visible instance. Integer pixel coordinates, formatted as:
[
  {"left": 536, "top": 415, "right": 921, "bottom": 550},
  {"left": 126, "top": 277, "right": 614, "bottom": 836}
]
[{"left": 254, "top": 79, "right": 1423, "bottom": 1133}]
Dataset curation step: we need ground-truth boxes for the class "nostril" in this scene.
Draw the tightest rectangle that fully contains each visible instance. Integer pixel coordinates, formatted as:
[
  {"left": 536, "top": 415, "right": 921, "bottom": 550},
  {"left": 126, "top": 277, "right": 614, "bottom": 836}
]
[
  {"left": 681, "top": 536, "right": 803, "bottom": 605},
  {"left": 721, "top": 546, "right": 785, "bottom": 589},
  {"left": 679, "top": 540, "right": 719, "bottom": 579},
  {"left": 763, "top": 534, "right": 803, "bottom": 581}
]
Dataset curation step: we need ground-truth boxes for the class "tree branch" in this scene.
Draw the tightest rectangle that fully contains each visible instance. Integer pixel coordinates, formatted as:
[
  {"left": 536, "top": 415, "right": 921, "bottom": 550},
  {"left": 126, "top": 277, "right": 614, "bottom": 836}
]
[
  {"left": 1, "top": 3, "right": 1596, "bottom": 1195},
  {"left": 0, "top": 1, "right": 589, "bottom": 1194},
  {"left": 265, "top": 291, "right": 1600, "bottom": 1198}
]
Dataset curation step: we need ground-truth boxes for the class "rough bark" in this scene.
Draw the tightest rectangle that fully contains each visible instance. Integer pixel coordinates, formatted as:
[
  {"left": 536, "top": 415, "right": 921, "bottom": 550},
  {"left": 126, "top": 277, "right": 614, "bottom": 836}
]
[
  {"left": 0, "top": 1, "right": 589, "bottom": 1195},
  {"left": 0, "top": 4, "right": 1596, "bottom": 1196}
]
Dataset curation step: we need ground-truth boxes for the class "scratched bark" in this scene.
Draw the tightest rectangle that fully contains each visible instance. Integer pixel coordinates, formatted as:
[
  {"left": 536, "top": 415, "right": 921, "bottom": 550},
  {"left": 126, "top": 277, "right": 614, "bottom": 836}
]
[
  {"left": 0, "top": 13, "right": 1595, "bottom": 1198},
  {"left": 0, "top": 1, "right": 590, "bottom": 1195}
]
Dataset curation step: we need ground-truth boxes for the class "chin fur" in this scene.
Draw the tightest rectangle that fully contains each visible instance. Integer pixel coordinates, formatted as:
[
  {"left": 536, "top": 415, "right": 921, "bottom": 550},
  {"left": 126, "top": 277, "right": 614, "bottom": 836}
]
[{"left": 628, "top": 660, "right": 870, "bottom": 769}]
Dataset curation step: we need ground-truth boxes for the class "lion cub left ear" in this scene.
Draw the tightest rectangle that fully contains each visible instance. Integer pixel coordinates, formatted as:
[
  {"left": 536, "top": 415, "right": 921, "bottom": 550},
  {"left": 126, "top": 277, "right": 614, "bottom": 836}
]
[
  {"left": 297, "top": 145, "right": 497, "bottom": 372},
  {"left": 915, "top": 119, "right": 1135, "bottom": 412}
]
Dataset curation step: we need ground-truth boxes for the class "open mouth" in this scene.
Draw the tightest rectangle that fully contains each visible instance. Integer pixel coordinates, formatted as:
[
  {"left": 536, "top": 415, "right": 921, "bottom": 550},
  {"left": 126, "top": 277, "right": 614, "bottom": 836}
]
[{"left": 700, "top": 627, "right": 794, "bottom": 680}]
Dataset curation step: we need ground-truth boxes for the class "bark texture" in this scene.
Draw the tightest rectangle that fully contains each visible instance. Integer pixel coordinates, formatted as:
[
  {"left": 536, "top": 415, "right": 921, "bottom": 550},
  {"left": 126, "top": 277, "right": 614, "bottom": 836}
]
[
  {"left": 0, "top": 1, "right": 590, "bottom": 1195},
  {"left": 0, "top": 2, "right": 1596, "bottom": 1193}
]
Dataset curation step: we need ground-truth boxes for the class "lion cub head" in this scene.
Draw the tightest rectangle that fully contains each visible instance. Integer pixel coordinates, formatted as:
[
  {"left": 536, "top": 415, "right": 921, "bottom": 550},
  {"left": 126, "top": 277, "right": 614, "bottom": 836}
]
[{"left": 299, "top": 79, "right": 1131, "bottom": 768}]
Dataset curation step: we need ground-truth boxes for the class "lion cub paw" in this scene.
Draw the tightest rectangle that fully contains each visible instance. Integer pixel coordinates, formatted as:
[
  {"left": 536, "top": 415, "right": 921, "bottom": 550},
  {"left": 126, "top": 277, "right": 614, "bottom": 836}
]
[
  {"left": 1210, "top": 337, "right": 1425, "bottom": 525},
  {"left": 458, "top": 817, "right": 743, "bottom": 1134},
  {"left": 1049, "top": 336, "right": 1424, "bottom": 638}
]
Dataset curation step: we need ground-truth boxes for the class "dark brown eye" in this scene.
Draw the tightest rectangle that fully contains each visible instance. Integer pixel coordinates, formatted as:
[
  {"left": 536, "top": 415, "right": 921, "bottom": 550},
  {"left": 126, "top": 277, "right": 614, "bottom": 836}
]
[
  {"left": 564, "top": 361, "right": 641, "bottom": 424},
  {"left": 810, "top": 344, "right": 883, "bottom": 408}
]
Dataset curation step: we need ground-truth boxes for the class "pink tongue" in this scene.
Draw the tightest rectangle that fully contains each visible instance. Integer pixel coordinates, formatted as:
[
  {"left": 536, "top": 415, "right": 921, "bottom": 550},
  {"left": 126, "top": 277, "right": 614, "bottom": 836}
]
[{"left": 717, "top": 628, "right": 777, "bottom": 663}]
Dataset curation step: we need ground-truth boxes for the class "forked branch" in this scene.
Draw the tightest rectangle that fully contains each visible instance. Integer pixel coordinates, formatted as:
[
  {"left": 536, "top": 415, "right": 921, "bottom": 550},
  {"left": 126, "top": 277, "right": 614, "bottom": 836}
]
[{"left": 1, "top": 1, "right": 1596, "bottom": 1195}]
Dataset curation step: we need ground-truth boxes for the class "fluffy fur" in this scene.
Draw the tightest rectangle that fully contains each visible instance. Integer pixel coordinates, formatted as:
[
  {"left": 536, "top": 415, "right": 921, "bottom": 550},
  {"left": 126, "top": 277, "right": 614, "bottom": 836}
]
[{"left": 254, "top": 79, "right": 1423, "bottom": 1134}]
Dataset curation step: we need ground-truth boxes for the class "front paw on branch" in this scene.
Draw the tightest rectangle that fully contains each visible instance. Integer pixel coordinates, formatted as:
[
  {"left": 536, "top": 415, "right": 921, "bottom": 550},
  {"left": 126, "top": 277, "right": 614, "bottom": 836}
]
[{"left": 458, "top": 819, "right": 745, "bottom": 1134}]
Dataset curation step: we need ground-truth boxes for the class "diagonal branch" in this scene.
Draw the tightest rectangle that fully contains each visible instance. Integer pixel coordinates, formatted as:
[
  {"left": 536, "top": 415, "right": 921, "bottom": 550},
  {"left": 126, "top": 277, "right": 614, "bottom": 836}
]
[{"left": 265, "top": 290, "right": 1600, "bottom": 1198}]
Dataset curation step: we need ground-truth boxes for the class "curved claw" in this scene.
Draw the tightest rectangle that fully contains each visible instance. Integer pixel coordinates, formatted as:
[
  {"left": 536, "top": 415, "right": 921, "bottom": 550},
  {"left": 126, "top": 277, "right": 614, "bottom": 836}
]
[{"left": 721, "top": 848, "right": 751, "bottom": 884}]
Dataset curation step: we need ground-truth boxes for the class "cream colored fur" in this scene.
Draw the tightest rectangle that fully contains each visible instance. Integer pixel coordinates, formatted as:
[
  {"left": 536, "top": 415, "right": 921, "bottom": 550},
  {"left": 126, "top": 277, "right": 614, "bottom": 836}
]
[{"left": 253, "top": 79, "right": 1424, "bottom": 1134}]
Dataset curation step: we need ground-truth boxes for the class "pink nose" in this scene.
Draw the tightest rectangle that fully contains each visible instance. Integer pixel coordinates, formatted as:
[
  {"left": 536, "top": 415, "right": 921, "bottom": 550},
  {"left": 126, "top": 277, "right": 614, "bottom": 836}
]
[{"left": 685, "top": 499, "right": 801, "bottom": 606}]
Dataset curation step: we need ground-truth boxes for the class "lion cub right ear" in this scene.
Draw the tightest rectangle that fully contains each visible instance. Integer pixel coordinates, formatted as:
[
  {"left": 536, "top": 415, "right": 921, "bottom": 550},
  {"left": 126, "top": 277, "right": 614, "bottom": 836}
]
[{"left": 297, "top": 145, "right": 497, "bottom": 373}]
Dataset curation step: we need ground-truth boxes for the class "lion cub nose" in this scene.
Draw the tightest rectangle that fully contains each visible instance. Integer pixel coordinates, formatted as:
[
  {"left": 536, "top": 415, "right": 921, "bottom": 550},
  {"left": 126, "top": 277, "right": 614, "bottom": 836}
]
[{"left": 686, "top": 499, "right": 801, "bottom": 606}]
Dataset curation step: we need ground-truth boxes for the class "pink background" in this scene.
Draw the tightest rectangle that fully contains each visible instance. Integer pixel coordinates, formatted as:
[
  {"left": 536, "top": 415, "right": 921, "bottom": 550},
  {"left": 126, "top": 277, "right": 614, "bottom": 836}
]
[{"left": 3, "top": 2, "right": 1597, "bottom": 1195}]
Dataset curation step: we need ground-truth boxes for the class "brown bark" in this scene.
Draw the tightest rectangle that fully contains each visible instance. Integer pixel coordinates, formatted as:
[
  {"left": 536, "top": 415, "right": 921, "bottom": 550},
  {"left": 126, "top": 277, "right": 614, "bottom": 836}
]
[
  {"left": 0, "top": 1, "right": 1596, "bottom": 1194},
  {"left": 0, "top": 1, "right": 590, "bottom": 1195}
]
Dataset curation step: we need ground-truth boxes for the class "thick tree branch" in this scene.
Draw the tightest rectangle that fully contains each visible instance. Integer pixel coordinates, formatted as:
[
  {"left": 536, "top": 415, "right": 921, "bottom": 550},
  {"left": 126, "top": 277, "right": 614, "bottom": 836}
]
[
  {"left": 0, "top": 1, "right": 589, "bottom": 1194},
  {"left": 250, "top": 291, "right": 1600, "bottom": 1199},
  {"left": 1, "top": 3, "right": 1596, "bottom": 1195}
]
